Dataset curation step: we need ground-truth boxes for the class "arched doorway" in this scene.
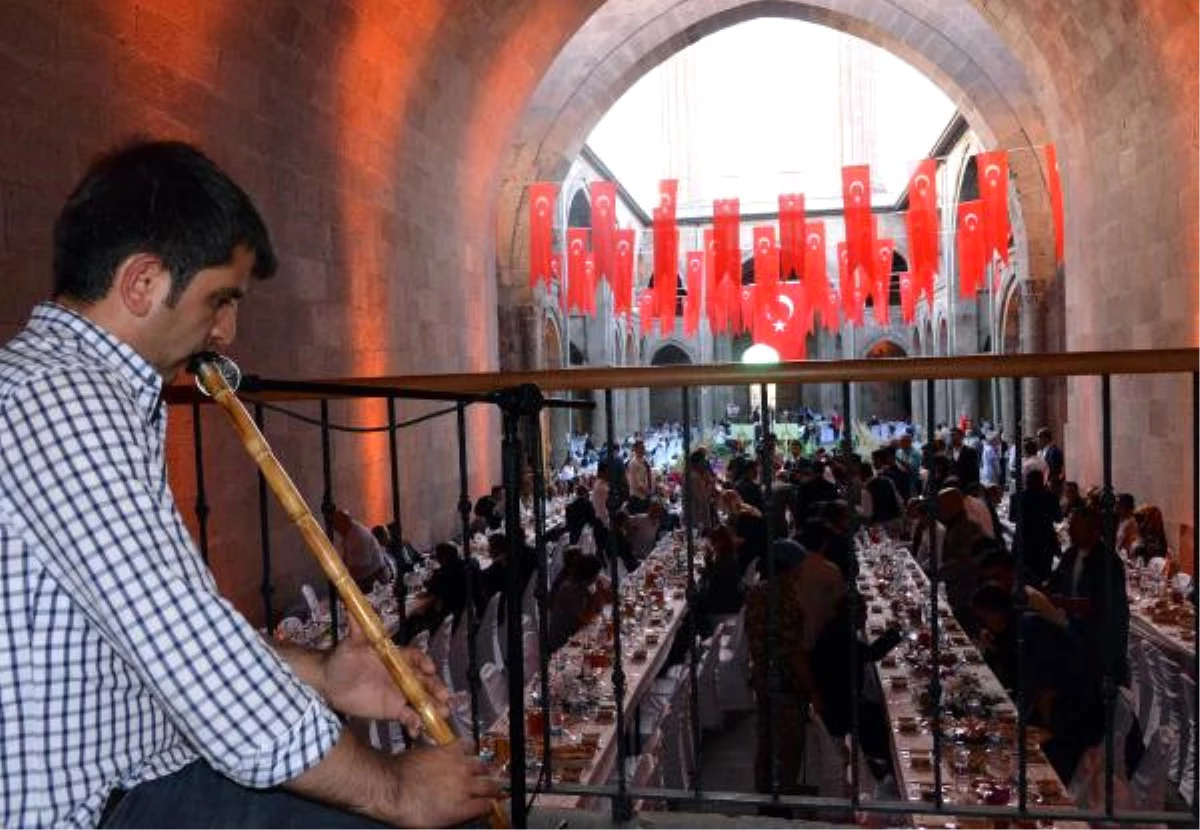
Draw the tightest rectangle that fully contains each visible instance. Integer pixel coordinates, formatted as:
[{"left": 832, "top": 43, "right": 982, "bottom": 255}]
[
  {"left": 648, "top": 343, "right": 696, "bottom": 427},
  {"left": 860, "top": 339, "right": 912, "bottom": 422}
]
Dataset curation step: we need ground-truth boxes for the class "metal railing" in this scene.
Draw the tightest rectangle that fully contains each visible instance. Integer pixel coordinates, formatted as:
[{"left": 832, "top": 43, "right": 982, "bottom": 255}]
[{"left": 167, "top": 347, "right": 1198, "bottom": 828}]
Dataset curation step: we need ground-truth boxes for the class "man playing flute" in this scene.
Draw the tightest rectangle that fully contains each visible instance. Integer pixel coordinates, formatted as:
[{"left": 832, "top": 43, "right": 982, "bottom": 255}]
[{"left": 0, "top": 140, "right": 498, "bottom": 828}]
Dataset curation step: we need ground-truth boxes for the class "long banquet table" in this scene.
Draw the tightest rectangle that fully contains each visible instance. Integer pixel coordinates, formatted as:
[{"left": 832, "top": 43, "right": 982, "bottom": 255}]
[
  {"left": 485, "top": 534, "right": 695, "bottom": 810},
  {"left": 857, "top": 540, "right": 1086, "bottom": 828}
]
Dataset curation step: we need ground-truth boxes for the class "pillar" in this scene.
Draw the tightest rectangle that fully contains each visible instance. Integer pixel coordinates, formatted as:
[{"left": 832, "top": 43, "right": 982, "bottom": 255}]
[{"left": 1019, "top": 280, "right": 1048, "bottom": 431}]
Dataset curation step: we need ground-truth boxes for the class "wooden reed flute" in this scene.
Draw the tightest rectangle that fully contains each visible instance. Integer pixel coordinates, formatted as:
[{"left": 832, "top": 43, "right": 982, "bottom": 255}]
[{"left": 190, "top": 355, "right": 508, "bottom": 829}]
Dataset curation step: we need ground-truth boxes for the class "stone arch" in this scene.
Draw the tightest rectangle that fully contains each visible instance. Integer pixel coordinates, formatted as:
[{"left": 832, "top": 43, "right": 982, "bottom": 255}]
[
  {"left": 497, "top": 0, "right": 1061, "bottom": 319},
  {"left": 566, "top": 187, "right": 591, "bottom": 228},
  {"left": 648, "top": 342, "right": 696, "bottom": 427},
  {"left": 859, "top": 339, "right": 911, "bottom": 422}
]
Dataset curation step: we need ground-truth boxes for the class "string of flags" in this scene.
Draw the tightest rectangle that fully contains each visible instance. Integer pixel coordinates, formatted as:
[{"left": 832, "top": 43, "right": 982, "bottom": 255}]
[{"left": 528, "top": 146, "right": 1065, "bottom": 361}]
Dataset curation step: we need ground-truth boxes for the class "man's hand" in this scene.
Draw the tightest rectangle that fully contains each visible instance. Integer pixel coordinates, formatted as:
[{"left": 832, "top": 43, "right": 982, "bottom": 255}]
[
  {"left": 287, "top": 731, "right": 499, "bottom": 827},
  {"left": 323, "top": 617, "right": 449, "bottom": 735},
  {"left": 381, "top": 741, "right": 502, "bottom": 828}
]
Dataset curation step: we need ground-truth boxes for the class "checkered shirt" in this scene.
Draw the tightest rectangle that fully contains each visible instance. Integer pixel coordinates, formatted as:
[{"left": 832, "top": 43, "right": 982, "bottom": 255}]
[{"left": 0, "top": 303, "right": 341, "bottom": 827}]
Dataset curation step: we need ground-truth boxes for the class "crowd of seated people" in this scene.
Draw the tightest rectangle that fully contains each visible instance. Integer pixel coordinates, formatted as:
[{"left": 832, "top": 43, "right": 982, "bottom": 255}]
[{"left": 304, "top": 412, "right": 1187, "bottom": 803}]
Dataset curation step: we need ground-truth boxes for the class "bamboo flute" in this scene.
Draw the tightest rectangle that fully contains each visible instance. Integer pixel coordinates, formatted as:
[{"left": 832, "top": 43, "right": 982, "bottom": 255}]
[{"left": 190, "top": 354, "right": 508, "bottom": 829}]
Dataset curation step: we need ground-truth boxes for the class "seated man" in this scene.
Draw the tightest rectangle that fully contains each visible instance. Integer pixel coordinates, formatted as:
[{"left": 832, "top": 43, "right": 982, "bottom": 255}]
[
  {"left": 547, "top": 552, "right": 612, "bottom": 651},
  {"left": 326, "top": 507, "right": 389, "bottom": 591},
  {"left": 0, "top": 140, "right": 493, "bottom": 827}
]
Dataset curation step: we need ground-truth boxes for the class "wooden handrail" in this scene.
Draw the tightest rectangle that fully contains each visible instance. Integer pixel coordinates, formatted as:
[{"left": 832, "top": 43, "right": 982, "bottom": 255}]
[{"left": 165, "top": 348, "right": 1198, "bottom": 404}]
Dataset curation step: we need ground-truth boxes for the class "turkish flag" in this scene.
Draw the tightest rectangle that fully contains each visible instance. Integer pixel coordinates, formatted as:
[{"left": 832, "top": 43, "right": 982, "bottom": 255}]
[
  {"left": 703, "top": 229, "right": 719, "bottom": 327},
  {"left": 838, "top": 241, "right": 865, "bottom": 327},
  {"left": 1045, "top": 143, "right": 1065, "bottom": 266},
  {"left": 905, "top": 159, "right": 938, "bottom": 313},
  {"left": 529, "top": 182, "right": 557, "bottom": 288},
  {"left": 652, "top": 206, "right": 678, "bottom": 330},
  {"left": 659, "top": 179, "right": 679, "bottom": 219},
  {"left": 637, "top": 288, "right": 655, "bottom": 334},
  {"left": 872, "top": 238, "right": 894, "bottom": 325},
  {"left": 566, "top": 228, "right": 590, "bottom": 312},
  {"left": 739, "top": 284, "right": 755, "bottom": 335},
  {"left": 976, "top": 150, "right": 1010, "bottom": 268},
  {"left": 613, "top": 228, "right": 635, "bottom": 315},
  {"left": 752, "top": 226, "right": 779, "bottom": 318},
  {"left": 899, "top": 270, "right": 916, "bottom": 324},
  {"left": 957, "top": 201, "right": 986, "bottom": 297},
  {"left": 589, "top": 181, "right": 616, "bottom": 286},
  {"left": 755, "top": 282, "right": 807, "bottom": 361},
  {"left": 778, "top": 193, "right": 806, "bottom": 281},
  {"left": 713, "top": 198, "right": 741, "bottom": 286},
  {"left": 583, "top": 254, "right": 598, "bottom": 315},
  {"left": 551, "top": 254, "right": 564, "bottom": 311},
  {"left": 841, "top": 165, "right": 876, "bottom": 298},
  {"left": 683, "top": 252, "right": 703, "bottom": 336},
  {"left": 803, "top": 221, "right": 833, "bottom": 331}
]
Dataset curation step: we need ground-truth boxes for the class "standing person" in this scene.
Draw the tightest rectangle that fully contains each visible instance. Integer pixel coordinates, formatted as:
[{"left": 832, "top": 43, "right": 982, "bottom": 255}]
[
  {"left": 326, "top": 507, "right": 389, "bottom": 591},
  {"left": 626, "top": 438, "right": 654, "bottom": 513},
  {"left": 1009, "top": 469, "right": 1062, "bottom": 585},
  {"left": 948, "top": 427, "right": 981, "bottom": 486},
  {"left": 1038, "top": 427, "right": 1065, "bottom": 485},
  {"left": 0, "top": 141, "right": 496, "bottom": 828}
]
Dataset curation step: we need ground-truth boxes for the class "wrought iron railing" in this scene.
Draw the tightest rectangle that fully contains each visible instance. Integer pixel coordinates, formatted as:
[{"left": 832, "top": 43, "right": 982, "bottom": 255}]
[{"left": 167, "top": 347, "right": 1198, "bottom": 828}]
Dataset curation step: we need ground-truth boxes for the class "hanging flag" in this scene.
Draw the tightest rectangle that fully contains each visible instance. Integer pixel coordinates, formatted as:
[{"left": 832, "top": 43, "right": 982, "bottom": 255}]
[
  {"left": 738, "top": 284, "right": 755, "bottom": 335},
  {"left": 752, "top": 226, "right": 779, "bottom": 319},
  {"left": 566, "top": 228, "right": 589, "bottom": 312},
  {"left": 613, "top": 228, "right": 635, "bottom": 315},
  {"left": 899, "top": 270, "right": 916, "bottom": 324},
  {"left": 637, "top": 288, "right": 655, "bottom": 334},
  {"left": 957, "top": 201, "right": 986, "bottom": 297},
  {"left": 589, "top": 181, "right": 617, "bottom": 286},
  {"left": 872, "top": 238, "right": 894, "bottom": 325},
  {"left": 1045, "top": 143, "right": 1065, "bottom": 266},
  {"left": 551, "top": 254, "right": 564, "bottom": 312},
  {"left": 583, "top": 254, "right": 597, "bottom": 316},
  {"left": 652, "top": 206, "right": 678, "bottom": 331},
  {"left": 841, "top": 165, "right": 876, "bottom": 300},
  {"left": 803, "top": 221, "right": 832, "bottom": 331},
  {"left": 659, "top": 179, "right": 679, "bottom": 219},
  {"left": 838, "top": 241, "right": 865, "bottom": 327},
  {"left": 976, "top": 150, "right": 1010, "bottom": 268},
  {"left": 713, "top": 198, "right": 742, "bottom": 332},
  {"left": 683, "top": 252, "right": 703, "bottom": 336},
  {"left": 778, "top": 193, "right": 806, "bottom": 281},
  {"left": 528, "top": 182, "right": 557, "bottom": 288},
  {"left": 905, "top": 159, "right": 938, "bottom": 313},
  {"left": 703, "top": 229, "right": 719, "bottom": 328},
  {"left": 755, "top": 281, "right": 807, "bottom": 361}
]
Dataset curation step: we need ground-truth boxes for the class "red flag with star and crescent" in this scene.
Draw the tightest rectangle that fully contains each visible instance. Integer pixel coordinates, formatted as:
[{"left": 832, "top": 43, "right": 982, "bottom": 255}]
[
  {"left": 637, "top": 288, "right": 655, "bottom": 334},
  {"left": 703, "top": 229, "right": 718, "bottom": 328},
  {"left": 976, "top": 150, "right": 1010, "bottom": 270},
  {"left": 838, "top": 241, "right": 865, "bottom": 327},
  {"left": 957, "top": 201, "right": 986, "bottom": 297},
  {"left": 841, "top": 165, "right": 876, "bottom": 299},
  {"left": 566, "top": 228, "right": 590, "bottom": 313},
  {"left": 778, "top": 193, "right": 806, "bottom": 281},
  {"left": 712, "top": 198, "right": 742, "bottom": 332},
  {"left": 1045, "top": 143, "right": 1065, "bottom": 266},
  {"left": 803, "top": 221, "right": 835, "bottom": 331},
  {"left": 613, "top": 228, "right": 635, "bottom": 316},
  {"left": 528, "top": 182, "right": 557, "bottom": 288},
  {"left": 752, "top": 226, "right": 779, "bottom": 319},
  {"left": 905, "top": 159, "right": 938, "bottom": 313},
  {"left": 582, "top": 254, "right": 597, "bottom": 316},
  {"left": 683, "top": 252, "right": 703, "bottom": 336},
  {"left": 738, "top": 284, "right": 755, "bottom": 335},
  {"left": 550, "top": 254, "right": 564, "bottom": 310},
  {"left": 754, "top": 282, "right": 807, "bottom": 361},
  {"left": 899, "top": 269, "right": 916, "bottom": 324},
  {"left": 872, "top": 237, "right": 894, "bottom": 325},
  {"left": 589, "top": 181, "right": 616, "bottom": 287},
  {"left": 652, "top": 206, "right": 678, "bottom": 331}
]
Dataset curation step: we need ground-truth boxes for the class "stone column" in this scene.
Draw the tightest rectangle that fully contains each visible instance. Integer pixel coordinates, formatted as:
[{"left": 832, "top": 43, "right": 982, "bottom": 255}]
[{"left": 1019, "top": 280, "right": 1048, "bottom": 431}]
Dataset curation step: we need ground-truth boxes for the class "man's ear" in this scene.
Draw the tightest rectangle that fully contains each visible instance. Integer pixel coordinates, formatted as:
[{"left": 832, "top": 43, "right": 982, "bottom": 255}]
[{"left": 114, "top": 253, "right": 170, "bottom": 317}]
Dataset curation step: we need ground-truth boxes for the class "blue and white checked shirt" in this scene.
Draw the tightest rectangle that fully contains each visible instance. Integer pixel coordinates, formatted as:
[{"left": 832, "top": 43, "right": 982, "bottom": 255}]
[{"left": 0, "top": 303, "right": 342, "bottom": 827}]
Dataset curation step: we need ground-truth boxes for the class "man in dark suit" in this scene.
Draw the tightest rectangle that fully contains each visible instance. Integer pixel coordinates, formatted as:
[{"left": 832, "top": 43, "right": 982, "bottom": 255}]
[
  {"left": 949, "top": 427, "right": 980, "bottom": 486},
  {"left": 1047, "top": 506, "right": 1130, "bottom": 687}
]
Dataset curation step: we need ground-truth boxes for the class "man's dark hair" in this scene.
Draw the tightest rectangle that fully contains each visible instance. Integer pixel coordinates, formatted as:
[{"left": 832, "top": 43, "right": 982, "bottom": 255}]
[{"left": 53, "top": 139, "right": 277, "bottom": 304}]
